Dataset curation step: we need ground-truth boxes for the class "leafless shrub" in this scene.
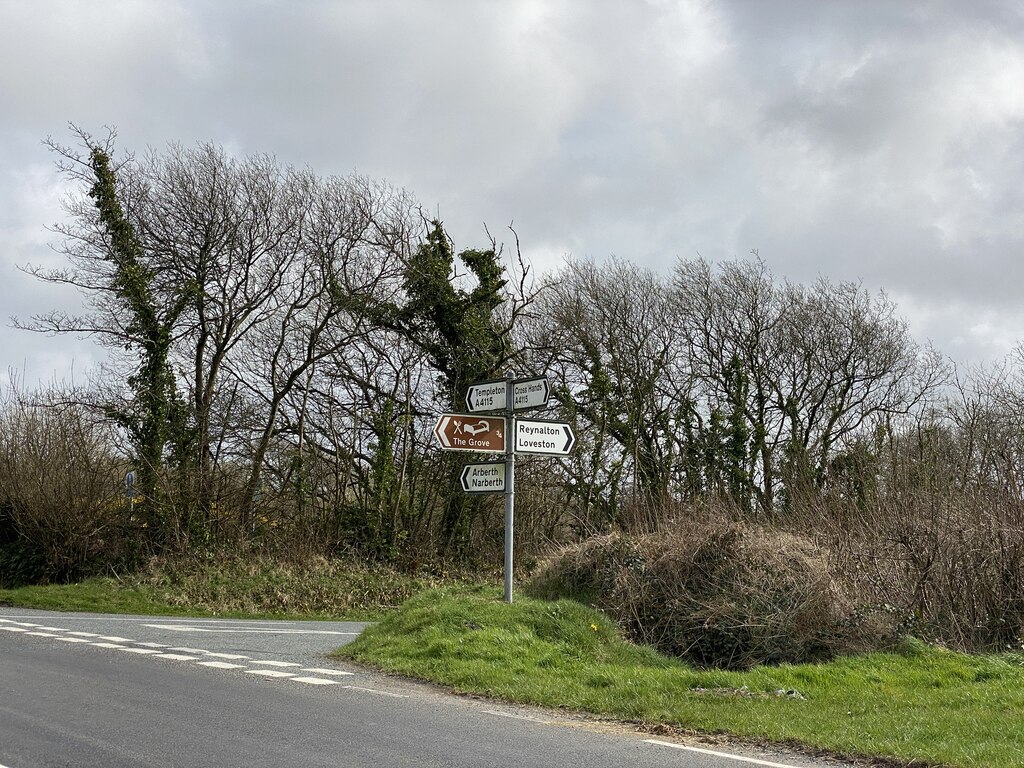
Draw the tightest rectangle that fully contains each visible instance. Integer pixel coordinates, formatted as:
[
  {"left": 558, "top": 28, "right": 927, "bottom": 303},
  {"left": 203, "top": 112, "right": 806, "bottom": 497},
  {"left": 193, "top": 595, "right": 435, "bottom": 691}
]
[
  {"left": 529, "top": 508, "right": 897, "bottom": 669},
  {"left": 828, "top": 490, "right": 1024, "bottom": 651},
  {"left": 0, "top": 389, "right": 130, "bottom": 583}
]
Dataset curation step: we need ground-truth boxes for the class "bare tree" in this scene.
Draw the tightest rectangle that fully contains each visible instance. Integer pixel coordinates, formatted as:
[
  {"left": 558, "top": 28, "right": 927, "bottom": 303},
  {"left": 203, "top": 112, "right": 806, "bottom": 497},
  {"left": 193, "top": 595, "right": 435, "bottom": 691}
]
[
  {"left": 527, "top": 258, "right": 688, "bottom": 529},
  {"left": 775, "top": 278, "right": 946, "bottom": 496},
  {"left": 672, "top": 258, "right": 784, "bottom": 512},
  {"left": 222, "top": 173, "right": 419, "bottom": 525},
  {"left": 671, "top": 257, "right": 945, "bottom": 514},
  {"left": 20, "top": 129, "right": 425, "bottom": 545},
  {"left": 19, "top": 128, "right": 190, "bottom": 542}
]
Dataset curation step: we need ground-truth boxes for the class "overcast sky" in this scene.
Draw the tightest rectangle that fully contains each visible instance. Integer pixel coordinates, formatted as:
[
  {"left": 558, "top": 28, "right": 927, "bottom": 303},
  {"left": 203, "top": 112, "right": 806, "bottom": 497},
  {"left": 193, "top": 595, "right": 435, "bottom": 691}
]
[{"left": 3, "top": 0, "right": 1024, "bottom": 388}]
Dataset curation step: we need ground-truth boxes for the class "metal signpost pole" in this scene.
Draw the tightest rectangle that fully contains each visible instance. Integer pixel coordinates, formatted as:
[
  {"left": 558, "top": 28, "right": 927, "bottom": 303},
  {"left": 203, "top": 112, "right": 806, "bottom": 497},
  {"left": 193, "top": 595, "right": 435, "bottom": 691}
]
[
  {"left": 444, "top": 373, "right": 563, "bottom": 605},
  {"left": 503, "top": 372, "right": 516, "bottom": 604},
  {"left": 125, "top": 471, "right": 136, "bottom": 516}
]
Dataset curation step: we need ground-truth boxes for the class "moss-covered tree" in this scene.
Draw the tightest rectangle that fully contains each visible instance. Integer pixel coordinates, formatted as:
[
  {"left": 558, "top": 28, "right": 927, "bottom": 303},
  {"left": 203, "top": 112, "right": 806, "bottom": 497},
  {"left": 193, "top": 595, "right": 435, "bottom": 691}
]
[
  {"left": 86, "top": 147, "right": 192, "bottom": 546},
  {"left": 395, "top": 220, "right": 512, "bottom": 554}
]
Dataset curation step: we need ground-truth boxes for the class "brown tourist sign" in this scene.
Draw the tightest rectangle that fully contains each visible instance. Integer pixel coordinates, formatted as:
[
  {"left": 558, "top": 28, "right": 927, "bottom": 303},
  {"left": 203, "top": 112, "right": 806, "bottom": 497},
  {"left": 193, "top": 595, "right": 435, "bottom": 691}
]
[{"left": 432, "top": 414, "right": 507, "bottom": 454}]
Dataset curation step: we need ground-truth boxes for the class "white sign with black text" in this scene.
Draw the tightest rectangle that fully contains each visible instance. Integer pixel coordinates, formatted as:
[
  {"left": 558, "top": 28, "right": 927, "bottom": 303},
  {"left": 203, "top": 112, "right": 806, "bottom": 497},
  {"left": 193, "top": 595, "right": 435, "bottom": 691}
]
[
  {"left": 465, "top": 376, "right": 550, "bottom": 413},
  {"left": 460, "top": 462, "right": 506, "bottom": 493},
  {"left": 513, "top": 418, "right": 576, "bottom": 456}
]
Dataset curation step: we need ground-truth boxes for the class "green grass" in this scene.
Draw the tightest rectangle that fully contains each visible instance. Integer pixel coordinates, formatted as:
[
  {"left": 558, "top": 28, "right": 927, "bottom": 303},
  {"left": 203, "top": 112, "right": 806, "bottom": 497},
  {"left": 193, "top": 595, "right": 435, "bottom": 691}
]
[
  {"left": 338, "top": 586, "right": 1024, "bottom": 768},
  {"left": 0, "top": 578, "right": 201, "bottom": 616},
  {"left": 0, "top": 555, "right": 455, "bottom": 621}
]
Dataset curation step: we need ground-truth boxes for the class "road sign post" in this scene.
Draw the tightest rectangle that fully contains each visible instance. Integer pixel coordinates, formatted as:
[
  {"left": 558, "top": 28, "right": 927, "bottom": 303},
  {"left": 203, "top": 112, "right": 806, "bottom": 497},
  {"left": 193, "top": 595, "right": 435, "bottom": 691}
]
[
  {"left": 512, "top": 376, "right": 549, "bottom": 410},
  {"left": 503, "top": 373, "right": 516, "bottom": 604},
  {"left": 465, "top": 379, "right": 507, "bottom": 413},
  {"left": 514, "top": 418, "right": 576, "bottom": 455},
  {"left": 466, "top": 375, "right": 551, "bottom": 413},
  {"left": 125, "top": 470, "right": 136, "bottom": 514},
  {"left": 434, "top": 374, "right": 571, "bottom": 604}
]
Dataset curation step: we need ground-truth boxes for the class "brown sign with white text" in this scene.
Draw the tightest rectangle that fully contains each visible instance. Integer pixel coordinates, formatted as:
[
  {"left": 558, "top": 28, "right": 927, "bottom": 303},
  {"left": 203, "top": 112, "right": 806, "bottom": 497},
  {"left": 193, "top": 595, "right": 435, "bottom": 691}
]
[{"left": 433, "top": 414, "right": 507, "bottom": 453}]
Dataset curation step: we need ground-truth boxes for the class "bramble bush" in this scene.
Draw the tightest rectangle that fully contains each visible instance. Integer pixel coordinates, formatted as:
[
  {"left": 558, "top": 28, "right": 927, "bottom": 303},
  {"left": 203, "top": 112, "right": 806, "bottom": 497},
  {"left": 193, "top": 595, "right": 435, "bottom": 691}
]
[{"left": 528, "top": 508, "right": 901, "bottom": 669}]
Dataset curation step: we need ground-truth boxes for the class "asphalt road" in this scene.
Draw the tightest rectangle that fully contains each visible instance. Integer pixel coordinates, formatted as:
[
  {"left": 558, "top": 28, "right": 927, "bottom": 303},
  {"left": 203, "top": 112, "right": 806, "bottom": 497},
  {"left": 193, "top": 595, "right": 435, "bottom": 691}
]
[{"left": 0, "top": 608, "right": 856, "bottom": 768}]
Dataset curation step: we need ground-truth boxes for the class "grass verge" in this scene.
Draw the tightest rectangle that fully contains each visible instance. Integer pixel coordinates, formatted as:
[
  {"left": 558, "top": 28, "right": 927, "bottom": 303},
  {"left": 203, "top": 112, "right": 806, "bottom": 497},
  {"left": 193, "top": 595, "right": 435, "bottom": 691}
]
[
  {"left": 338, "top": 586, "right": 1024, "bottom": 768},
  {"left": 0, "top": 555, "right": 456, "bottom": 620},
  {"left": 0, "top": 578, "right": 200, "bottom": 616}
]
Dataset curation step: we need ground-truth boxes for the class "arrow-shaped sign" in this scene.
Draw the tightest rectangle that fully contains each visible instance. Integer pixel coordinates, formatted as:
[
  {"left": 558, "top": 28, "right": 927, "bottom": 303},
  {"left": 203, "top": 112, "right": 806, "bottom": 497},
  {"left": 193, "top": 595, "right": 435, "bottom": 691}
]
[
  {"left": 513, "top": 418, "right": 576, "bottom": 456},
  {"left": 512, "top": 377, "right": 549, "bottom": 411},
  {"left": 465, "top": 376, "right": 551, "bottom": 413},
  {"left": 465, "top": 379, "right": 507, "bottom": 413},
  {"left": 460, "top": 462, "right": 506, "bottom": 493},
  {"left": 433, "top": 414, "right": 506, "bottom": 453}
]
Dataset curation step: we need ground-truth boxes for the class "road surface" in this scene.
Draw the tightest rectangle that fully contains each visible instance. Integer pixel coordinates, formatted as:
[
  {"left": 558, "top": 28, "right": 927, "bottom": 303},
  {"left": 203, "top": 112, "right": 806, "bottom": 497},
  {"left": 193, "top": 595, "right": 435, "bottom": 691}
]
[{"left": 0, "top": 607, "right": 856, "bottom": 768}]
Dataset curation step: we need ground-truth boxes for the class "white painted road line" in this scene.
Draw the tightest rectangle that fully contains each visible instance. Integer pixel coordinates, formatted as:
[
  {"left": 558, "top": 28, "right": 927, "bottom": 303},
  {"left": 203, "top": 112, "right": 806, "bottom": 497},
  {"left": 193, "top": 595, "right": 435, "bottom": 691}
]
[
  {"left": 342, "top": 686, "right": 409, "bottom": 699},
  {"left": 244, "top": 669, "right": 296, "bottom": 678},
  {"left": 202, "top": 652, "right": 249, "bottom": 660},
  {"left": 1, "top": 615, "right": 321, "bottom": 625},
  {"left": 1, "top": 615, "right": 369, "bottom": 695},
  {"left": 197, "top": 661, "right": 245, "bottom": 670},
  {"left": 0, "top": 615, "right": 310, "bottom": 625},
  {"left": 645, "top": 740, "right": 807, "bottom": 768},
  {"left": 154, "top": 653, "right": 203, "bottom": 661},
  {"left": 145, "top": 624, "right": 358, "bottom": 635}
]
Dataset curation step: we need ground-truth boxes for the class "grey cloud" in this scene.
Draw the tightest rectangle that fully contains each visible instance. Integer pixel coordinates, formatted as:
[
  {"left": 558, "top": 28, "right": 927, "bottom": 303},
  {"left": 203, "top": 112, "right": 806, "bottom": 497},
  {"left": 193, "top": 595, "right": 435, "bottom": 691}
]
[{"left": 3, "top": 0, "right": 1024, "bottom": 382}]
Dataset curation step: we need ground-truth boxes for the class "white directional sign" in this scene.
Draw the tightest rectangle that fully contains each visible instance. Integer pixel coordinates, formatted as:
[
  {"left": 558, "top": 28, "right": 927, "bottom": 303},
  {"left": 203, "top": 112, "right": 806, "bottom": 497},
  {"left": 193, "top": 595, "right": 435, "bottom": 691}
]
[
  {"left": 465, "top": 376, "right": 551, "bottom": 413},
  {"left": 512, "top": 377, "right": 549, "bottom": 411},
  {"left": 514, "top": 418, "right": 576, "bottom": 456},
  {"left": 460, "top": 462, "right": 506, "bottom": 493},
  {"left": 465, "top": 379, "right": 507, "bottom": 413}
]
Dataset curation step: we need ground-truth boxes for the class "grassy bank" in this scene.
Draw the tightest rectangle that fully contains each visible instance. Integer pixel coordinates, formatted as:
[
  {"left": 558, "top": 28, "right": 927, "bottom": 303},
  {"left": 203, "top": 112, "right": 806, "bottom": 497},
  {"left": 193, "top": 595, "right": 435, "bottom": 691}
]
[
  {"left": 0, "top": 555, "right": 457, "bottom": 620},
  {"left": 0, "top": 578, "right": 201, "bottom": 616},
  {"left": 339, "top": 586, "right": 1024, "bottom": 768}
]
